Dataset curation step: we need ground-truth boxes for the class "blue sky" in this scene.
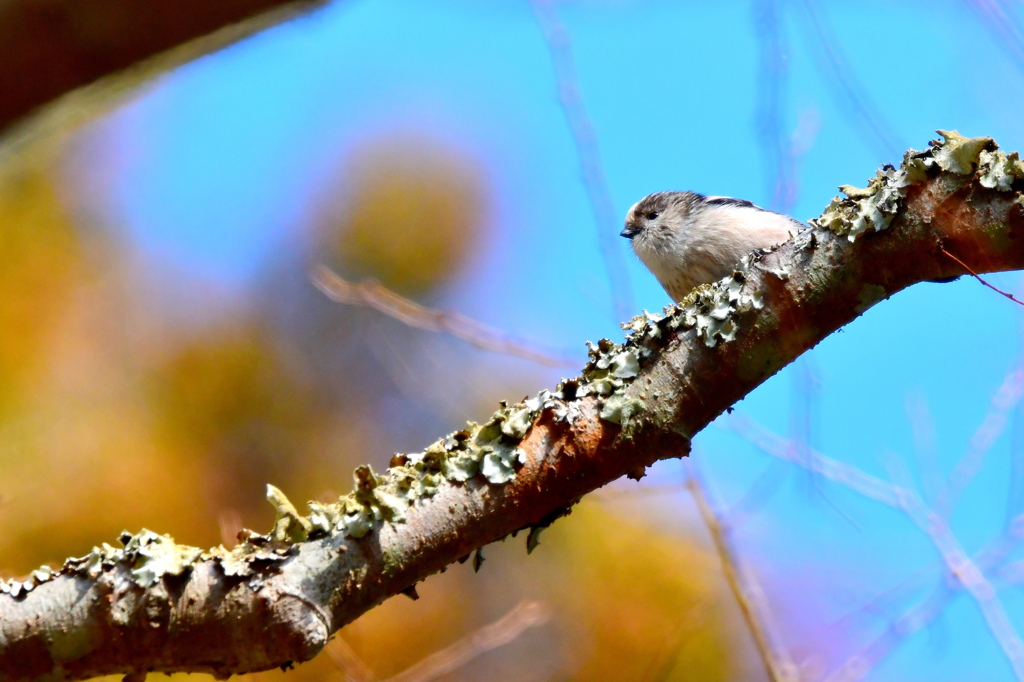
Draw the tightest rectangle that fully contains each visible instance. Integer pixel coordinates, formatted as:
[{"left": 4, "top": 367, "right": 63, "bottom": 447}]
[{"left": 67, "top": 1, "right": 1024, "bottom": 679}]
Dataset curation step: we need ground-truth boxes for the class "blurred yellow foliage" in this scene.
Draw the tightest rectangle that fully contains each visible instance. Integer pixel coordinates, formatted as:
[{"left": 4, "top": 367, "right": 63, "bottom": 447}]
[
  {"left": 145, "top": 320, "right": 316, "bottom": 519},
  {"left": 300, "top": 501, "right": 737, "bottom": 682},
  {"left": 537, "top": 501, "right": 735, "bottom": 681},
  {"left": 0, "top": 159, "right": 219, "bottom": 569},
  {"left": 0, "top": 169, "right": 84, "bottom": 407},
  {"left": 319, "top": 137, "right": 488, "bottom": 296}
]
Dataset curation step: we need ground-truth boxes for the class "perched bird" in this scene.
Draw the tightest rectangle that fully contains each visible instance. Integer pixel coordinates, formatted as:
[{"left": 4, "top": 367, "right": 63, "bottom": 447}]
[{"left": 621, "top": 191, "right": 802, "bottom": 302}]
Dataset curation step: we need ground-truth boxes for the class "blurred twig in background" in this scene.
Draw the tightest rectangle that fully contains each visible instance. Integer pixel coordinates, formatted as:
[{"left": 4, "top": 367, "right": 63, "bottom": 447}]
[
  {"left": 884, "top": 454, "right": 1024, "bottom": 679},
  {"left": 1010, "top": 395, "right": 1024, "bottom": 527},
  {"left": 326, "top": 636, "right": 379, "bottom": 682},
  {"left": 824, "top": 579, "right": 953, "bottom": 682},
  {"left": 905, "top": 393, "right": 943, "bottom": 505},
  {"left": 529, "top": 0, "right": 634, "bottom": 323},
  {"left": 685, "top": 461, "right": 798, "bottom": 682},
  {"left": 935, "top": 363, "right": 1024, "bottom": 519},
  {"left": 753, "top": 0, "right": 799, "bottom": 214},
  {"left": 721, "top": 459, "right": 789, "bottom": 531},
  {"left": 794, "top": 0, "right": 904, "bottom": 161},
  {"left": 963, "top": 0, "right": 1024, "bottom": 74},
  {"left": 311, "top": 264, "right": 576, "bottom": 368},
  {"left": 327, "top": 600, "right": 550, "bottom": 682},
  {"left": 825, "top": 509, "right": 1024, "bottom": 681},
  {"left": 730, "top": 371, "right": 1024, "bottom": 681},
  {"left": 731, "top": 415, "right": 902, "bottom": 507}
]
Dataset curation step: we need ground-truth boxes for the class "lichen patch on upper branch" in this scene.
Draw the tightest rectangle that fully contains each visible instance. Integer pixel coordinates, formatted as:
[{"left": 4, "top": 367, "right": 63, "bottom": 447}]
[{"left": 812, "top": 129, "right": 1024, "bottom": 242}]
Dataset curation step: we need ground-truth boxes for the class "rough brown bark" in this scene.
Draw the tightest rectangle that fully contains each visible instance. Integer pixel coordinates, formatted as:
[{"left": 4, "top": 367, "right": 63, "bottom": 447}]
[
  {"left": 1, "top": 132, "right": 1023, "bottom": 680},
  {"left": 0, "top": 0, "right": 325, "bottom": 135}
]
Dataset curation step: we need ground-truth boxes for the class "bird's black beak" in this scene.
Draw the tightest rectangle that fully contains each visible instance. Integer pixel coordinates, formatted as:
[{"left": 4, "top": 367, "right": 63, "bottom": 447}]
[{"left": 620, "top": 225, "right": 639, "bottom": 239}]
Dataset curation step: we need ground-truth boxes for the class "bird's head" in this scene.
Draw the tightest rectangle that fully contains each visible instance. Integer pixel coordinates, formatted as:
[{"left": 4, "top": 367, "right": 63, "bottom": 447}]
[{"left": 620, "top": 191, "right": 699, "bottom": 243}]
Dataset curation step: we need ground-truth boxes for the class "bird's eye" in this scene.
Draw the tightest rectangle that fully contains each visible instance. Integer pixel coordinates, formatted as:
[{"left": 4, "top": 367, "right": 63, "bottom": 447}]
[{"left": 645, "top": 211, "right": 659, "bottom": 220}]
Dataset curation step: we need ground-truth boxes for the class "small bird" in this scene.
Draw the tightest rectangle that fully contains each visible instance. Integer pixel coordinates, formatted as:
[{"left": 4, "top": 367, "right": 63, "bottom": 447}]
[{"left": 621, "top": 191, "right": 802, "bottom": 302}]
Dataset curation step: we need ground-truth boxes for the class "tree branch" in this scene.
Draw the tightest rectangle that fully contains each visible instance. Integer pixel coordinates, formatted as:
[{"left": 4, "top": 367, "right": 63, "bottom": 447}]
[
  {"left": 3, "top": 131, "right": 1024, "bottom": 680},
  {"left": 0, "top": 0, "right": 327, "bottom": 135}
]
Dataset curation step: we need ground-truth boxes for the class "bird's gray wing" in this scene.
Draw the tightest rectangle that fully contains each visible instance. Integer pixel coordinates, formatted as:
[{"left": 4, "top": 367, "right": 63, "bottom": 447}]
[
  {"left": 704, "top": 196, "right": 758, "bottom": 209},
  {"left": 705, "top": 194, "right": 807, "bottom": 229}
]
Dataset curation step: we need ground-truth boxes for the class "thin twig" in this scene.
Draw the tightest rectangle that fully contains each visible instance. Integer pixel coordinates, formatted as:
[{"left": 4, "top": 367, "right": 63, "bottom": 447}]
[
  {"left": 753, "top": 0, "right": 799, "bottom": 214},
  {"left": 941, "top": 247, "right": 1024, "bottom": 306},
  {"left": 962, "top": 0, "right": 1024, "bottom": 74},
  {"left": 325, "top": 636, "right": 379, "bottom": 682},
  {"left": 311, "top": 265, "right": 576, "bottom": 368},
  {"left": 325, "top": 601, "right": 549, "bottom": 682},
  {"left": 528, "top": 0, "right": 634, "bottom": 322},
  {"left": 796, "top": 0, "right": 903, "bottom": 160},
  {"left": 733, "top": 414, "right": 1024, "bottom": 680},
  {"left": 904, "top": 393, "right": 943, "bottom": 504},
  {"left": 884, "top": 456, "right": 1024, "bottom": 680},
  {"left": 935, "top": 363, "right": 1024, "bottom": 518},
  {"left": 686, "top": 462, "right": 797, "bottom": 682},
  {"left": 823, "top": 580, "right": 955, "bottom": 682},
  {"left": 729, "top": 414, "right": 903, "bottom": 508},
  {"left": 384, "top": 601, "right": 550, "bottom": 682}
]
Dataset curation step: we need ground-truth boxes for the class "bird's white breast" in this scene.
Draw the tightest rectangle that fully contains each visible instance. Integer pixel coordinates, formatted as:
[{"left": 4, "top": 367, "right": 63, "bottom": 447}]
[{"left": 634, "top": 204, "right": 795, "bottom": 302}]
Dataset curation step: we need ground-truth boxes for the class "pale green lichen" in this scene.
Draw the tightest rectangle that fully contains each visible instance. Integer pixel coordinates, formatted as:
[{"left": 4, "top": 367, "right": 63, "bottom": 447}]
[
  {"left": 230, "top": 393, "right": 561, "bottom": 545},
  {"left": 812, "top": 130, "right": 1016, "bottom": 243},
  {"left": 766, "top": 261, "right": 792, "bottom": 281},
  {"left": 0, "top": 563, "right": 58, "bottom": 597},
  {"left": 978, "top": 148, "right": 1024, "bottom": 191},
  {"left": 622, "top": 310, "right": 663, "bottom": 340},
  {"left": 673, "top": 255, "right": 765, "bottom": 347},
  {"left": 578, "top": 341, "right": 641, "bottom": 397},
  {"left": 932, "top": 129, "right": 993, "bottom": 175},
  {"left": 611, "top": 257, "right": 771, "bottom": 354},
  {"left": 599, "top": 393, "right": 645, "bottom": 427},
  {"left": 268, "top": 484, "right": 314, "bottom": 542},
  {"left": 206, "top": 540, "right": 291, "bottom": 579},
  {"left": 1, "top": 529, "right": 217, "bottom": 598},
  {"left": 480, "top": 446, "right": 521, "bottom": 484},
  {"left": 815, "top": 165, "right": 907, "bottom": 240},
  {"left": 123, "top": 530, "right": 204, "bottom": 588}
]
